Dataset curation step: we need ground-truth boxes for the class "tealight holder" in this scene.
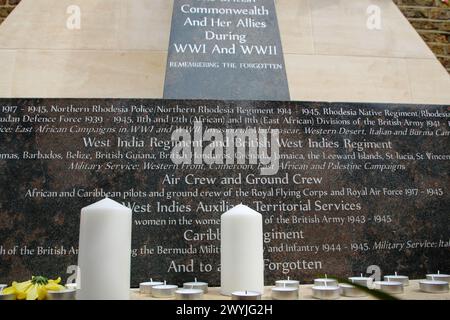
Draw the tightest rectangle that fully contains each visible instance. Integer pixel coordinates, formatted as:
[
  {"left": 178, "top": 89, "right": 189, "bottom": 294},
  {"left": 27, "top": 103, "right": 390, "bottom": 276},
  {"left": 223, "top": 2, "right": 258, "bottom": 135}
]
[
  {"left": 140, "top": 279, "right": 164, "bottom": 295},
  {"left": 426, "top": 271, "right": 450, "bottom": 283},
  {"left": 275, "top": 277, "right": 299, "bottom": 289},
  {"left": 46, "top": 289, "right": 77, "bottom": 300},
  {"left": 374, "top": 281, "right": 403, "bottom": 294},
  {"left": 314, "top": 275, "right": 338, "bottom": 287},
  {"left": 339, "top": 283, "right": 367, "bottom": 297},
  {"left": 384, "top": 272, "right": 409, "bottom": 286},
  {"left": 0, "top": 291, "right": 15, "bottom": 300},
  {"left": 65, "top": 283, "right": 78, "bottom": 290},
  {"left": 152, "top": 281, "right": 178, "bottom": 298},
  {"left": 271, "top": 284, "right": 298, "bottom": 300},
  {"left": 0, "top": 284, "right": 6, "bottom": 292},
  {"left": 183, "top": 278, "right": 208, "bottom": 293},
  {"left": 231, "top": 291, "right": 262, "bottom": 300},
  {"left": 348, "top": 274, "right": 373, "bottom": 288},
  {"left": 175, "top": 286, "right": 204, "bottom": 300},
  {"left": 312, "top": 284, "right": 340, "bottom": 300},
  {"left": 420, "top": 276, "right": 449, "bottom": 293}
]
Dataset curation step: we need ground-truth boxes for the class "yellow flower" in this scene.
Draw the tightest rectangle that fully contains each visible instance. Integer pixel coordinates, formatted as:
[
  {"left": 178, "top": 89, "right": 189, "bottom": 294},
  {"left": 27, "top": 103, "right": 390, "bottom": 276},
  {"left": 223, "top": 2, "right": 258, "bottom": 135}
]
[{"left": 4, "top": 276, "right": 65, "bottom": 300}]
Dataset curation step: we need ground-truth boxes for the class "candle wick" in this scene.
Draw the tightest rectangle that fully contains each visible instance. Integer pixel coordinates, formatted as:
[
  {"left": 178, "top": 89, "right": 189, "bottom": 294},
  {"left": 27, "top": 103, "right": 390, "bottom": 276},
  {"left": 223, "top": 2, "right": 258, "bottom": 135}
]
[
  {"left": 395, "top": 272, "right": 397, "bottom": 276},
  {"left": 438, "top": 270, "right": 440, "bottom": 275},
  {"left": 164, "top": 280, "right": 166, "bottom": 286},
  {"left": 195, "top": 278, "right": 197, "bottom": 283},
  {"left": 325, "top": 274, "right": 328, "bottom": 279},
  {"left": 288, "top": 276, "right": 290, "bottom": 281},
  {"left": 360, "top": 273, "right": 363, "bottom": 278},
  {"left": 151, "top": 278, "right": 153, "bottom": 282}
]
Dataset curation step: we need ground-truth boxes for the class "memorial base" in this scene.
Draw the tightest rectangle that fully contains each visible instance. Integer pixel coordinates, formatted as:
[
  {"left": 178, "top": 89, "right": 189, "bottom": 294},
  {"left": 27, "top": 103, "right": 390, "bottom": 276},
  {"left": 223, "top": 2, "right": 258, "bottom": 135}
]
[{"left": 130, "top": 280, "right": 450, "bottom": 300}]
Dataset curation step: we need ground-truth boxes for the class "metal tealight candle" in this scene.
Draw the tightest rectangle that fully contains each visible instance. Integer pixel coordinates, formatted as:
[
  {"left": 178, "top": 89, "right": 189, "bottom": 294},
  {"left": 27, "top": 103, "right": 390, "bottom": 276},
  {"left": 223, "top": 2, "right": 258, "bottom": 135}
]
[
  {"left": 384, "top": 272, "right": 409, "bottom": 286},
  {"left": 420, "top": 276, "right": 449, "bottom": 293},
  {"left": 183, "top": 278, "right": 208, "bottom": 293},
  {"left": 271, "top": 283, "right": 298, "bottom": 300},
  {"left": 231, "top": 290, "right": 262, "bottom": 300}
]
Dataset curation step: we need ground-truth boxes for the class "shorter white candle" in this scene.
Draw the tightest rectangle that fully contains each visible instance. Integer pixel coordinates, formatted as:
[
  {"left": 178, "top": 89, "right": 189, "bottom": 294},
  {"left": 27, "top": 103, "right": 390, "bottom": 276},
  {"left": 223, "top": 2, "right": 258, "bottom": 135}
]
[
  {"left": 151, "top": 281, "right": 178, "bottom": 298},
  {"left": 384, "top": 272, "right": 409, "bottom": 286},
  {"left": 183, "top": 278, "right": 208, "bottom": 293},
  {"left": 271, "top": 283, "right": 298, "bottom": 300},
  {"left": 175, "top": 285, "right": 204, "bottom": 300},
  {"left": 374, "top": 280, "right": 403, "bottom": 294},
  {"left": 426, "top": 271, "right": 450, "bottom": 283},
  {"left": 349, "top": 274, "right": 373, "bottom": 288},
  {"left": 0, "top": 284, "right": 6, "bottom": 293},
  {"left": 314, "top": 274, "right": 338, "bottom": 287},
  {"left": 339, "top": 283, "right": 367, "bottom": 297},
  {"left": 275, "top": 277, "right": 300, "bottom": 289},
  {"left": 420, "top": 276, "right": 449, "bottom": 293},
  {"left": 312, "top": 281, "right": 340, "bottom": 300},
  {"left": 140, "top": 279, "right": 164, "bottom": 295},
  {"left": 231, "top": 291, "right": 262, "bottom": 300}
]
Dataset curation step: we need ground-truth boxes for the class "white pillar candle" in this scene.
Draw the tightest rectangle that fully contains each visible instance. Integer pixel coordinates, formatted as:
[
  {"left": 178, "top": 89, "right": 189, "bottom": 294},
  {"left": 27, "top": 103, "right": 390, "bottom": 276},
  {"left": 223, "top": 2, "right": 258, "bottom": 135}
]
[
  {"left": 384, "top": 272, "right": 409, "bottom": 286},
  {"left": 426, "top": 271, "right": 450, "bottom": 283},
  {"left": 231, "top": 291, "right": 262, "bottom": 300},
  {"left": 314, "top": 274, "right": 338, "bottom": 287},
  {"left": 220, "top": 204, "right": 264, "bottom": 296},
  {"left": 77, "top": 198, "right": 132, "bottom": 300}
]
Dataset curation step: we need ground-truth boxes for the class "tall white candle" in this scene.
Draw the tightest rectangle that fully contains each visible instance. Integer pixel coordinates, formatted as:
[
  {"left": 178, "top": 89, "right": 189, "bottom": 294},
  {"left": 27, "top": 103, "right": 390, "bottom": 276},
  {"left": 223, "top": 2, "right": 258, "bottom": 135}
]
[
  {"left": 221, "top": 204, "right": 264, "bottom": 296},
  {"left": 77, "top": 198, "right": 132, "bottom": 300}
]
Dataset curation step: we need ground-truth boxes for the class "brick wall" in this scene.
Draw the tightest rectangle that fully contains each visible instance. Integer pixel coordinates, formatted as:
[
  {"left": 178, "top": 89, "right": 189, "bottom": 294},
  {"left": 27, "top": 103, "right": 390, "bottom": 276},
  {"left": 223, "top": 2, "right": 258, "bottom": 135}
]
[
  {"left": 394, "top": 0, "right": 450, "bottom": 73},
  {"left": 0, "top": 0, "right": 20, "bottom": 25},
  {"left": 0, "top": 0, "right": 448, "bottom": 73}
]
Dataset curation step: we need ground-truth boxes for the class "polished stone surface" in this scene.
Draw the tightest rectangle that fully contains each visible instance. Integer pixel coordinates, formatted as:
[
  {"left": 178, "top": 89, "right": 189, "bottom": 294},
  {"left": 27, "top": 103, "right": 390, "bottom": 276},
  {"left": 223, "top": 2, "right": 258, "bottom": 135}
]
[
  {"left": 163, "top": 0, "right": 290, "bottom": 100},
  {"left": 0, "top": 98, "right": 448, "bottom": 287}
]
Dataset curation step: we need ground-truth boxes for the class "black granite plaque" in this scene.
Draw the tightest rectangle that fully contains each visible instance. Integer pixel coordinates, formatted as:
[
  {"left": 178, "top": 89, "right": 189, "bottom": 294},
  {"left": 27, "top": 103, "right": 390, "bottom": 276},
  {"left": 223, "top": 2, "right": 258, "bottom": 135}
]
[
  {"left": 163, "top": 0, "right": 290, "bottom": 100},
  {"left": 0, "top": 99, "right": 449, "bottom": 287}
]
